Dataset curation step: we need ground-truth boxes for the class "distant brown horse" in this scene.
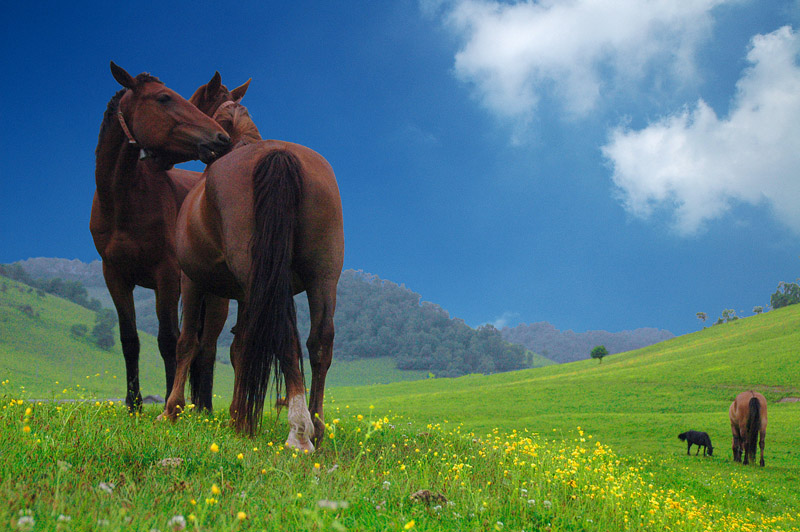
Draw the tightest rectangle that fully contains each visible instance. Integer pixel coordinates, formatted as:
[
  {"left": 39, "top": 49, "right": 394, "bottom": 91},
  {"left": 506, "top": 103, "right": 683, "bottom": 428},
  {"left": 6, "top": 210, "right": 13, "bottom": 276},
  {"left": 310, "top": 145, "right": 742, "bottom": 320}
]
[
  {"left": 161, "top": 74, "right": 344, "bottom": 452},
  {"left": 90, "top": 62, "right": 231, "bottom": 410},
  {"left": 729, "top": 391, "right": 768, "bottom": 466}
]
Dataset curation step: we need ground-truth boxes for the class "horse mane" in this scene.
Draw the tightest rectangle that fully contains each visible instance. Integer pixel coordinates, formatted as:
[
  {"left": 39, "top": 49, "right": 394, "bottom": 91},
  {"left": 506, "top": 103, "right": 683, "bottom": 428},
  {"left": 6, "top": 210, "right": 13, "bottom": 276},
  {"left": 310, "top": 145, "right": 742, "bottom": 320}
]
[
  {"left": 96, "top": 89, "right": 126, "bottom": 157},
  {"left": 133, "top": 72, "right": 163, "bottom": 85},
  {"left": 215, "top": 104, "right": 262, "bottom": 146},
  {"left": 96, "top": 73, "right": 165, "bottom": 157}
]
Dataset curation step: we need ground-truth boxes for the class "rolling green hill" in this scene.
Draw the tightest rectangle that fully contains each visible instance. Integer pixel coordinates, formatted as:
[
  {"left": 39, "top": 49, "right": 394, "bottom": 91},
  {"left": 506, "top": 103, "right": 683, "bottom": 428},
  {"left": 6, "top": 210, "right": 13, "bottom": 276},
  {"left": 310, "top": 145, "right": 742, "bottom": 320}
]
[
  {"left": 329, "top": 303, "right": 800, "bottom": 462},
  {"left": 0, "top": 275, "right": 431, "bottom": 398},
  {"left": 0, "top": 275, "right": 235, "bottom": 400}
]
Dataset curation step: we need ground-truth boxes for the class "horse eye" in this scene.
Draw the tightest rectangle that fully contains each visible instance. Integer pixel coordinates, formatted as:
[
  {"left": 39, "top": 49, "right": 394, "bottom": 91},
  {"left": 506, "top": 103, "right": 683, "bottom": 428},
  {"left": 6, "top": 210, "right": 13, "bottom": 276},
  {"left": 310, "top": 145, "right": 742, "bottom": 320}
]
[{"left": 157, "top": 93, "right": 171, "bottom": 103}]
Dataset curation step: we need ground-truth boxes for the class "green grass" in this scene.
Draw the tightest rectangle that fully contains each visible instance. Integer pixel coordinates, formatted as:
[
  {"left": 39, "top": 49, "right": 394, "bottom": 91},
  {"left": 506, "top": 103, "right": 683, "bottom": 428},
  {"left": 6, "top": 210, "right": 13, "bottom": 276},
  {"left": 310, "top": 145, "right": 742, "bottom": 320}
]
[{"left": 3, "top": 273, "right": 800, "bottom": 530}]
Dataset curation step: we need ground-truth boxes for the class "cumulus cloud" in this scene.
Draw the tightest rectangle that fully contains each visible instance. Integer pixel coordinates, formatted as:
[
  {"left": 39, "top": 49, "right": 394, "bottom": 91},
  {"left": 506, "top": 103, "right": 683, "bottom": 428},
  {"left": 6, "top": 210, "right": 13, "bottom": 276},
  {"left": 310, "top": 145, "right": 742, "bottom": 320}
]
[
  {"left": 488, "top": 311, "right": 520, "bottom": 329},
  {"left": 603, "top": 26, "right": 800, "bottom": 235},
  {"left": 440, "top": 0, "right": 730, "bottom": 123}
]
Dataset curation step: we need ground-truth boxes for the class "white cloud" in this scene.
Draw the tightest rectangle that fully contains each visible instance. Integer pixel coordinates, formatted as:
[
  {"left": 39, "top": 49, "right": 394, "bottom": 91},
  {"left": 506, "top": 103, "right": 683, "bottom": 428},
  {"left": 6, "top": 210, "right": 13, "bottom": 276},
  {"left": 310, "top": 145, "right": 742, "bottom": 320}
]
[
  {"left": 603, "top": 26, "right": 800, "bottom": 235},
  {"left": 488, "top": 310, "right": 520, "bottom": 329},
  {"left": 439, "top": 0, "right": 731, "bottom": 123}
]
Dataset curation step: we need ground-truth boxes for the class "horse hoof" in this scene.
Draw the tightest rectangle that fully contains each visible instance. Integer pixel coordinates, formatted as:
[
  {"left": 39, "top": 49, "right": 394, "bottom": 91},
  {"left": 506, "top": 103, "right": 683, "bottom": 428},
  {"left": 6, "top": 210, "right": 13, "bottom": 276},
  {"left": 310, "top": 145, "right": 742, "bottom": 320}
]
[{"left": 285, "top": 435, "right": 315, "bottom": 454}]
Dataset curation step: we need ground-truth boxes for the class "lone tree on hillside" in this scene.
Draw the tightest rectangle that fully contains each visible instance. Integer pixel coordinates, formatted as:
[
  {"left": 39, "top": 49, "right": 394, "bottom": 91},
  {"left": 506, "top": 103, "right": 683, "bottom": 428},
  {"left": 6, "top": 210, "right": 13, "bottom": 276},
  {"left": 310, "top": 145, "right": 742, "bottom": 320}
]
[
  {"left": 92, "top": 308, "right": 118, "bottom": 351},
  {"left": 771, "top": 281, "right": 800, "bottom": 310},
  {"left": 590, "top": 345, "right": 609, "bottom": 364}
]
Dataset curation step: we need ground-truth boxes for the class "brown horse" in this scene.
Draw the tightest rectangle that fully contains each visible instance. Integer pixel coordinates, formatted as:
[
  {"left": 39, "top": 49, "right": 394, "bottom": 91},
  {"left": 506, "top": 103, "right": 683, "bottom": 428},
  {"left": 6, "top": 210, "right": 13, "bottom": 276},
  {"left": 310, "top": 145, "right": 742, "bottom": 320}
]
[
  {"left": 90, "top": 62, "right": 231, "bottom": 411},
  {"left": 729, "top": 391, "right": 768, "bottom": 466},
  {"left": 162, "top": 75, "right": 344, "bottom": 452}
]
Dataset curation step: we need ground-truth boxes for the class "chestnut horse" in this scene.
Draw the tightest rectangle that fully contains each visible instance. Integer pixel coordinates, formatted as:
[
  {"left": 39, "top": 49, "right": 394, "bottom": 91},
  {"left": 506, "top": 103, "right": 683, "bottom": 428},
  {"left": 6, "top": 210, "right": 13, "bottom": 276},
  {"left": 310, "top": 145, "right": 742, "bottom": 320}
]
[
  {"left": 90, "top": 62, "right": 231, "bottom": 410},
  {"left": 729, "top": 391, "right": 768, "bottom": 466},
  {"left": 173, "top": 73, "right": 253, "bottom": 413},
  {"left": 162, "top": 74, "right": 344, "bottom": 452}
]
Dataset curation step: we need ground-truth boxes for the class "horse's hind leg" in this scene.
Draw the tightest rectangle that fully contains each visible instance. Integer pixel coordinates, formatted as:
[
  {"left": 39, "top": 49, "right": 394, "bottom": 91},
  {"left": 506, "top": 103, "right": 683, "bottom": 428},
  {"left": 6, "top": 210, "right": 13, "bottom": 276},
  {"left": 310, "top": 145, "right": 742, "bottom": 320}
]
[
  {"left": 759, "top": 430, "right": 765, "bottom": 467},
  {"left": 305, "top": 278, "right": 337, "bottom": 446},
  {"left": 189, "top": 295, "right": 229, "bottom": 412},
  {"left": 160, "top": 276, "right": 204, "bottom": 420},
  {"left": 282, "top": 338, "right": 315, "bottom": 453},
  {"left": 103, "top": 266, "right": 141, "bottom": 411}
]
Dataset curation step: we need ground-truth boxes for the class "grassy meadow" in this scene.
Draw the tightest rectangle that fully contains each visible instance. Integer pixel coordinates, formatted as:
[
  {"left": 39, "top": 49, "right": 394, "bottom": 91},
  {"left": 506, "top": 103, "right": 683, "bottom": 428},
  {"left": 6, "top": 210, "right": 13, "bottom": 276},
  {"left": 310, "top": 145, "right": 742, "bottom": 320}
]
[{"left": 2, "top": 274, "right": 800, "bottom": 531}]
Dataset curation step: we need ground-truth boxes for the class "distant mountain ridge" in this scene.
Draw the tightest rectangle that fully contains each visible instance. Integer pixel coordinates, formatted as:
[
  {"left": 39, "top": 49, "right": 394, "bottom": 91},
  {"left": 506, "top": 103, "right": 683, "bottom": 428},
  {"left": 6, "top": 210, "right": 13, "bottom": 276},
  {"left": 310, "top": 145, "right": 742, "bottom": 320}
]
[
  {"left": 12, "top": 258, "right": 674, "bottom": 367},
  {"left": 501, "top": 321, "right": 674, "bottom": 364},
  {"left": 10, "top": 258, "right": 545, "bottom": 377},
  {"left": 16, "top": 258, "right": 104, "bottom": 287}
]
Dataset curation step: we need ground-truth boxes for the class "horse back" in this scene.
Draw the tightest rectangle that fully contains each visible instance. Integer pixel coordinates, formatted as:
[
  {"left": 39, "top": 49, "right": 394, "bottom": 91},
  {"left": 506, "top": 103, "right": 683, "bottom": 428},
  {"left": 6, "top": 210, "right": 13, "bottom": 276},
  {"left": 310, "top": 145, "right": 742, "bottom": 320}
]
[
  {"left": 730, "top": 391, "right": 768, "bottom": 433},
  {"left": 203, "top": 140, "right": 344, "bottom": 290}
]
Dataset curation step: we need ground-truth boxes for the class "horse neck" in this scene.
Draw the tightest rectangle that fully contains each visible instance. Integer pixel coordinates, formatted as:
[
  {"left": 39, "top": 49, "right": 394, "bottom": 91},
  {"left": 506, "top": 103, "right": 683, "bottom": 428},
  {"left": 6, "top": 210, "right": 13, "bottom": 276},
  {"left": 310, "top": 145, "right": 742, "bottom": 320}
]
[{"left": 93, "top": 120, "right": 168, "bottom": 222}]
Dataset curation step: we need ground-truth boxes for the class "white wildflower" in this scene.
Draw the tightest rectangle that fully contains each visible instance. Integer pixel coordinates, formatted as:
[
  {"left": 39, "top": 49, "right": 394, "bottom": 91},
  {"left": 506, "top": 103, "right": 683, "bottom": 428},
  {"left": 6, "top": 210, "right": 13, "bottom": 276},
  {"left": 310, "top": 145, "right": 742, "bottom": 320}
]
[
  {"left": 16, "top": 515, "right": 34, "bottom": 531},
  {"left": 167, "top": 514, "right": 187, "bottom": 530},
  {"left": 317, "top": 499, "right": 349, "bottom": 511}
]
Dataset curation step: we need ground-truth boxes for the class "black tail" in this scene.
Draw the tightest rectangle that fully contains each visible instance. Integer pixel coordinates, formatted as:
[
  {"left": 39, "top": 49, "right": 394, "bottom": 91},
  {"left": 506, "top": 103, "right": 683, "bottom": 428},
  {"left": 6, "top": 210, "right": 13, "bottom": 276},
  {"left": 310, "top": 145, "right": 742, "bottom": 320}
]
[
  {"left": 235, "top": 149, "right": 303, "bottom": 435},
  {"left": 745, "top": 397, "right": 760, "bottom": 461}
]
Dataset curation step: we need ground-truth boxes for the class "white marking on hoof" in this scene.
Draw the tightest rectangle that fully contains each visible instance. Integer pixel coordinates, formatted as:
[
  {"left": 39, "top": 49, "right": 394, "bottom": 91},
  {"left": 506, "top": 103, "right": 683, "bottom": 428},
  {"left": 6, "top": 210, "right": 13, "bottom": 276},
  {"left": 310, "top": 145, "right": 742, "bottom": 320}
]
[{"left": 286, "top": 394, "right": 315, "bottom": 452}]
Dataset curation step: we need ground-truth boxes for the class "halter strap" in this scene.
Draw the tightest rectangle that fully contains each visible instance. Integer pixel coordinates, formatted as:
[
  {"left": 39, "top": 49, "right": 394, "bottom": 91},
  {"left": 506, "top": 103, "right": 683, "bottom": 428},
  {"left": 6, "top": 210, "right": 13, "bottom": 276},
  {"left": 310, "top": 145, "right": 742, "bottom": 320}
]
[
  {"left": 117, "top": 111, "right": 138, "bottom": 145},
  {"left": 117, "top": 111, "right": 152, "bottom": 159}
]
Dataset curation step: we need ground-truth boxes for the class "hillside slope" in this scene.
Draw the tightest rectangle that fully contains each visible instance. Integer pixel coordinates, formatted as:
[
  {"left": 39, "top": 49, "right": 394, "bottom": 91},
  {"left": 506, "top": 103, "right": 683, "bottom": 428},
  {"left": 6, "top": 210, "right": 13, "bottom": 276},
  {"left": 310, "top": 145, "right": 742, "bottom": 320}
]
[
  {"left": 331, "top": 304, "right": 800, "bottom": 464},
  {"left": 0, "top": 275, "right": 234, "bottom": 400}
]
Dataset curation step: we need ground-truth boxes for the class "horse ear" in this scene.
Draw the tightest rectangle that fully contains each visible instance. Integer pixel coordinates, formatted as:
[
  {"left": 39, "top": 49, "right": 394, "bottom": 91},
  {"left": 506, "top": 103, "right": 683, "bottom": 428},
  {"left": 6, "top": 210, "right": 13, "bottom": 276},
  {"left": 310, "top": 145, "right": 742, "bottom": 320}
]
[
  {"left": 205, "top": 71, "right": 222, "bottom": 99},
  {"left": 231, "top": 78, "right": 251, "bottom": 101},
  {"left": 110, "top": 61, "right": 136, "bottom": 90}
]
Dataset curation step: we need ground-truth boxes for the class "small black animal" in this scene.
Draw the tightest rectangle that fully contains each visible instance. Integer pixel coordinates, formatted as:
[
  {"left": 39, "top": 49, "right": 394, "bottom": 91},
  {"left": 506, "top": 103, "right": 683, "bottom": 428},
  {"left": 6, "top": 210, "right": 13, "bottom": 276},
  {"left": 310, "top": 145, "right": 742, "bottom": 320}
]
[{"left": 678, "top": 430, "right": 714, "bottom": 456}]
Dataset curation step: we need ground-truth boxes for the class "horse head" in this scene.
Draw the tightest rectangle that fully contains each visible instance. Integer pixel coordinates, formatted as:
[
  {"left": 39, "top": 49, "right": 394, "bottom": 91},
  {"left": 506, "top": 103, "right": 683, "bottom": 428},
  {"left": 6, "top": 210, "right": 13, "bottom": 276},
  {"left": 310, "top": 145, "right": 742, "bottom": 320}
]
[
  {"left": 110, "top": 62, "right": 231, "bottom": 165},
  {"left": 189, "top": 71, "right": 251, "bottom": 117}
]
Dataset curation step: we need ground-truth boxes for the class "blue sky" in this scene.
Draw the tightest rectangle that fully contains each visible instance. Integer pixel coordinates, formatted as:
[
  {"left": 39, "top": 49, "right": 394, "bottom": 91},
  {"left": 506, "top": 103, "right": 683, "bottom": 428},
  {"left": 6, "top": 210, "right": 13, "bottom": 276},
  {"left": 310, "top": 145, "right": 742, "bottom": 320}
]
[{"left": 1, "top": 1, "right": 799, "bottom": 336}]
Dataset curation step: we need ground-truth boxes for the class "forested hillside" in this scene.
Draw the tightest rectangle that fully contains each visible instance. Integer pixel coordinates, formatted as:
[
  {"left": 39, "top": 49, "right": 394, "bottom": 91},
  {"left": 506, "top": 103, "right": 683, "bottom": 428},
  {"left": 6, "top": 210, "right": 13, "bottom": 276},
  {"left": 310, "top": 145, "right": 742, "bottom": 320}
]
[
  {"left": 10, "top": 259, "right": 541, "bottom": 378},
  {"left": 501, "top": 321, "right": 674, "bottom": 363}
]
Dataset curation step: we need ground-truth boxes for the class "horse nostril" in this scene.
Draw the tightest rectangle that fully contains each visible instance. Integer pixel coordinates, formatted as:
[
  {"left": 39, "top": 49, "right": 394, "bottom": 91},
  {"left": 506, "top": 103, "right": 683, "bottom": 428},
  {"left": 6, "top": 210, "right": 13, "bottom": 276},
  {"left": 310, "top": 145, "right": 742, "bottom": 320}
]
[{"left": 216, "top": 132, "right": 231, "bottom": 145}]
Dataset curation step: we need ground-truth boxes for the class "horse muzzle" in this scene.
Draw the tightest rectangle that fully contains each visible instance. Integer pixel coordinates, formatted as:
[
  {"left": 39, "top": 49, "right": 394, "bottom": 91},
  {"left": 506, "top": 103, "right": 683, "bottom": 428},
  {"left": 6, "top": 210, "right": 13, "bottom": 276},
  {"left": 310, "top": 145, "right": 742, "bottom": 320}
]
[{"left": 198, "top": 133, "right": 232, "bottom": 164}]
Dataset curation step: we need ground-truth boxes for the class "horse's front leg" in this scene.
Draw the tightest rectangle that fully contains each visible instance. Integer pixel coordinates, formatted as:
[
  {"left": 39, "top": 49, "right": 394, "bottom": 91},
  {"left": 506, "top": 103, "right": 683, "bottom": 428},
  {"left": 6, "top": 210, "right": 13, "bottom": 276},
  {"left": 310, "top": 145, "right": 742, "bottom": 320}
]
[
  {"left": 189, "top": 294, "right": 229, "bottom": 412},
  {"left": 159, "top": 276, "right": 203, "bottom": 421},
  {"left": 103, "top": 265, "right": 141, "bottom": 412},
  {"left": 154, "top": 263, "right": 181, "bottom": 399}
]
